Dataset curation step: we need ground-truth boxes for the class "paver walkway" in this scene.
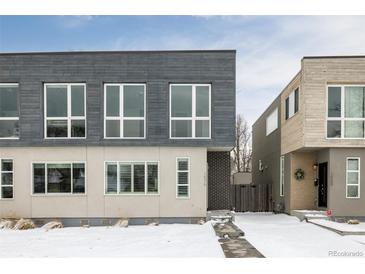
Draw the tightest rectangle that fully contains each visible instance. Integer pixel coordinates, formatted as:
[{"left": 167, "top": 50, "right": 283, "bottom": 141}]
[{"left": 212, "top": 221, "right": 264, "bottom": 258}]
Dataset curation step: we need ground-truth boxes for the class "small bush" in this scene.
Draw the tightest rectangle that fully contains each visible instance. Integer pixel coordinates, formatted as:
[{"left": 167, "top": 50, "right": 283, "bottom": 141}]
[
  {"left": 348, "top": 219, "right": 360, "bottom": 225},
  {"left": 13, "top": 219, "right": 36, "bottom": 230},
  {"left": 0, "top": 219, "right": 15, "bottom": 229},
  {"left": 42, "top": 221, "right": 63, "bottom": 230}
]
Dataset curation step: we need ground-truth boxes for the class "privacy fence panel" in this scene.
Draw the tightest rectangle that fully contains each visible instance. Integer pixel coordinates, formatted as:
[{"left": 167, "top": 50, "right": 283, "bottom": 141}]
[{"left": 230, "top": 184, "right": 272, "bottom": 212}]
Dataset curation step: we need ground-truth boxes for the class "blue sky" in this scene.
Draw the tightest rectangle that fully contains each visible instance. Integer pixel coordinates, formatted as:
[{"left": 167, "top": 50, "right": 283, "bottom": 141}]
[{"left": 1, "top": 15, "right": 365, "bottom": 126}]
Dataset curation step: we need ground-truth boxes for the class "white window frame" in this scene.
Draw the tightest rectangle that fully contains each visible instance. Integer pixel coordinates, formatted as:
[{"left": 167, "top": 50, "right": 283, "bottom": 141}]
[
  {"left": 0, "top": 83, "right": 19, "bottom": 140},
  {"left": 104, "top": 83, "right": 146, "bottom": 139},
  {"left": 0, "top": 158, "right": 14, "bottom": 200},
  {"left": 279, "top": 155, "right": 284, "bottom": 197},
  {"left": 169, "top": 84, "right": 211, "bottom": 139},
  {"left": 31, "top": 161, "right": 87, "bottom": 196},
  {"left": 327, "top": 84, "right": 365, "bottom": 139},
  {"left": 176, "top": 157, "right": 190, "bottom": 199},
  {"left": 346, "top": 157, "right": 361, "bottom": 199},
  {"left": 266, "top": 108, "right": 278, "bottom": 136},
  {"left": 104, "top": 161, "right": 159, "bottom": 195},
  {"left": 44, "top": 83, "right": 87, "bottom": 139}
]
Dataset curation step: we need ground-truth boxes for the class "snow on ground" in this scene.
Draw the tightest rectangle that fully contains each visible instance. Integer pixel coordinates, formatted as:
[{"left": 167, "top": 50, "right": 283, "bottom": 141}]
[
  {"left": 309, "top": 219, "right": 365, "bottom": 233},
  {"left": 234, "top": 212, "right": 365, "bottom": 258},
  {"left": 0, "top": 222, "right": 224, "bottom": 258}
]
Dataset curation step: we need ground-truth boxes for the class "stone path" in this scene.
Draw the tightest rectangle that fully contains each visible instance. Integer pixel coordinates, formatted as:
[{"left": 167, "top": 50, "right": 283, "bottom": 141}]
[{"left": 212, "top": 221, "right": 264, "bottom": 258}]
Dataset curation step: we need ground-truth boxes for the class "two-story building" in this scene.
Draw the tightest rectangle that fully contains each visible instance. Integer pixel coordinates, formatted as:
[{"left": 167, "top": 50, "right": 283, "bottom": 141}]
[
  {"left": 253, "top": 56, "right": 365, "bottom": 218},
  {"left": 0, "top": 50, "right": 236, "bottom": 225}
]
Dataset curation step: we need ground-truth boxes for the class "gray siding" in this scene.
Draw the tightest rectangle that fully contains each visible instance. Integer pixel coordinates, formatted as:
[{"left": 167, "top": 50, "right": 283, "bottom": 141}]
[
  {"left": 0, "top": 50, "right": 235, "bottom": 148},
  {"left": 252, "top": 96, "right": 282, "bottom": 210}
]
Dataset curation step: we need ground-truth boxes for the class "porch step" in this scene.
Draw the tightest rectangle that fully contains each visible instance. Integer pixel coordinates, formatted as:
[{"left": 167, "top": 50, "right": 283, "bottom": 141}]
[
  {"left": 207, "top": 210, "right": 235, "bottom": 222},
  {"left": 291, "top": 210, "right": 330, "bottom": 222}
]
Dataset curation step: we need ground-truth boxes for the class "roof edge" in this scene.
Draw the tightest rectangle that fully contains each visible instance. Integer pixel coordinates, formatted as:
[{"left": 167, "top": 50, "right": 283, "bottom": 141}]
[
  {"left": 0, "top": 49, "right": 236, "bottom": 56},
  {"left": 303, "top": 55, "right": 365, "bottom": 60},
  {"left": 252, "top": 70, "right": 301, "bottom": 127}
]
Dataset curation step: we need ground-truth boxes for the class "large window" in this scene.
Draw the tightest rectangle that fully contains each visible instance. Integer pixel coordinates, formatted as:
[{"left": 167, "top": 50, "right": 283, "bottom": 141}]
[
  {"left": 104, "top": 84, "right": 146, "bottom": 139},
  {"left": 176, "top": 158, "right": 190, "bottom": 198},
  {"left": 346, "top": 158, "right": 360, "bottom": 198},
  {"left": 44, "top": 84, "right": 86, "bottom": 138},
  {"left": 285, "top": 88, "right": 299, "bottom": 120},
  {"left": 266, "top": 108, "right": 278, "bottom": 136},
  {"left": 0, "top": 159, "right": 14, "bottom": 199},
  {"left": 0, "top": 84, "right": 19, "bottom": 139},
  {"left": 32, "top": 162, "right": 86, "bottom": 194},
  {"left": 170, "top": 84, "right": 211, "bottom": 139},
  {"left": 105, "top": 161, "right": 159, "bottom": 194},
  {"left": 327, "top": 85, "right": 365, "bottom": 138},
  {"left": 280, "top": 156, "right": 284, "bottom": 197}
]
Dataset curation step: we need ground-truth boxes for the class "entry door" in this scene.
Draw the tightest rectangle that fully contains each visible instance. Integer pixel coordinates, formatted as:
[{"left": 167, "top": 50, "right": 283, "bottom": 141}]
[{"left": 318, "top": 162, "right": 328, "bottom": 208}]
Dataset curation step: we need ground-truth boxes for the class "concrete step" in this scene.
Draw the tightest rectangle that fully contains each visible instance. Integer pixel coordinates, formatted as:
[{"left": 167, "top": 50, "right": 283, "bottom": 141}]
[{"left": 291, "top": 210, "right": 329, "bottom": 222}]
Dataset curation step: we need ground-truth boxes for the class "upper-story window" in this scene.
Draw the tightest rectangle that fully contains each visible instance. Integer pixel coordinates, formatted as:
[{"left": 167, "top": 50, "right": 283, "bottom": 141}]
[
  {"left": 327, "top": 85, "right": 365, "bottom": 139},
  {"left": 285, "top": 88, "right": 299, "bottom": 120},
  {"left": 266, "top": 108, "right": 278, "bottom": 136},
  {"left": 44, "top": 83, "right": 86, "bottom": 139},
  {"left": 170, "top": 84, "right": 211, "bottom": 139},
  {"left": 0, "top": 84, "right": 19, "bottom": 139},
  {"left": 104, "top": 84, "right": 146, "bottom": 139}
]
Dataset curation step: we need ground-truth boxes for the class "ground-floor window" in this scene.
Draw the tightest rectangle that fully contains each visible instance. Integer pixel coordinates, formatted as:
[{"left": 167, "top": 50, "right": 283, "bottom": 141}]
[
  {"left": 0, "top": 159, "right": 14, "bottom": 199},
  {"left": 105, "top": 161, "right": 159, "bottom": 194},
  {"left": 280, "top": 156, "right": 284, "bottom": 197},
  {"left": 32, "top": 162, "right": 86, "bottom": 194},
  {"left": 176, "top": 158, "right": 190, "bottom": 198},
  {"left": 346, "top": 157, "right": 360, "bottom": 198}
]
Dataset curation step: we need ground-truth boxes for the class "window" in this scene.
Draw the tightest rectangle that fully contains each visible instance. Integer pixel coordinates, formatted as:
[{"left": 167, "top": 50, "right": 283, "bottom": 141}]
[
  {"left": 0, "top": 159, "right": 14, "bottom": 199},
  {"left": 327, "top": 85, "right": 365, "bottom": 139},
  {"left": 0, "top": 84, "right": 19, "bottom": 139},
  {"left": 105, "top": 161, "right": 159, "bottom": 194},
  {"left": 346, "top": 158, "right": 360, "bottom": 198},
  {"left": 285, "top": 88, "right": 299, "bottom": 120},
  {"left": 104, "top": 84, "right": 146, "bottom": 138},
  {"left": 266, "top": 108, "right": 278, "bottom": 136},
  {"left": 170, "top": 84, "right": 211, "bottom": 138},
  {"left": 176, "top": 158, "right": 190, "bottom": 198},
  {"left": 280, "top": 156, "right": 284, "bottom": 197},
  {"left": 44, "top": 84, "right": 86, "bottom": 138},
  {"left": 32, "top": 162, "right": 86, "bottom": 194}
]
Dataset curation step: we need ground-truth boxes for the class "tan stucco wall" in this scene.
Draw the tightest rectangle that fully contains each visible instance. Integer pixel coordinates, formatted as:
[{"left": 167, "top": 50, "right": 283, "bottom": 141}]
[
  {"left": 328, "top": 148, "right": 365, "bottom": 216},
  {"left": 289, "top": 151, "right": 317, "bottom": 210},
  {"left": 0, "top": 147, "right": 207, "bottom": 219}
]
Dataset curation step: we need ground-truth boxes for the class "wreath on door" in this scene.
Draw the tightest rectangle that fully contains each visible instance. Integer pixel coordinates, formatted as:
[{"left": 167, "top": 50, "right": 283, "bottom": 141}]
[{"left": 294, "top": 168, "right": 305, "bottom": 180}]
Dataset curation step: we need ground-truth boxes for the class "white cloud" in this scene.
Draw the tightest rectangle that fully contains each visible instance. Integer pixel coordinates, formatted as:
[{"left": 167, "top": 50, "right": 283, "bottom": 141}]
[
  {"left": 58, "top": 15, "right": 95, "bottom": 28},
  {"left": 112, "top": 16, "right": 365, "bottom": 126}
]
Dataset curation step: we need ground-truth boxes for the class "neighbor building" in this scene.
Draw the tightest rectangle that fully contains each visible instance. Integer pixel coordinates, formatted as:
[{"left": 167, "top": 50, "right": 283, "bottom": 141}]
[
  {"left": 0, "top": 50, "right": 235, "bottom": 225},
  {"left": 253, "top": 56, "right": 365, "bottom": 218}
]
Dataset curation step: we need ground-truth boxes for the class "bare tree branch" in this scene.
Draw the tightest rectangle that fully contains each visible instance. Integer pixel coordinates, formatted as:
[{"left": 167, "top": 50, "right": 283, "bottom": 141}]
[{"left": 232, "top": 114, "right": 252, "bottom": 173}]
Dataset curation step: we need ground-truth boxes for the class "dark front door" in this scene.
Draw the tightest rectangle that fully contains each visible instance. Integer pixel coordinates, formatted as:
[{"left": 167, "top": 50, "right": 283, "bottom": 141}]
[{"left": 318, "top": 162, "right": 328, "bottom": 208}]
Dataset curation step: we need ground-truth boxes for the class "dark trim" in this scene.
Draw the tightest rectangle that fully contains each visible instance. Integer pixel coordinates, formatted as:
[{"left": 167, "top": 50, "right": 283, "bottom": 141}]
[
  {"left": 0, "top": 49, "right": 236, "bottom": 56},
  {"left": 30, "top": 217, "right": 205, "bottom": 227},
  {"left": 285, "top": 97, "right": 289, "bottom": 120},
  {"left": 294, "top": 87, "right": 299, "bottom": 113}
]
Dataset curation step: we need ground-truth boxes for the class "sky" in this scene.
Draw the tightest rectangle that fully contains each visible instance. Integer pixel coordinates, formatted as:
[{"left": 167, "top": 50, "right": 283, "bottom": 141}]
[{"left": 1, "top": 15, "right": 365, "bottom": 126}]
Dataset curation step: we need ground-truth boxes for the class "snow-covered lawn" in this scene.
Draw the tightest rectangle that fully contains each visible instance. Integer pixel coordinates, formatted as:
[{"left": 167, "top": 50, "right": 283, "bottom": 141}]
[
  {"left": 0, "top": 223, "right": 223, "bottom": 257},
  {"left": 234, "top": 213, "right": 365, "bottom": 258},
  {"left": 309, "top": 219, "right": 365, "bottom": 233}
]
